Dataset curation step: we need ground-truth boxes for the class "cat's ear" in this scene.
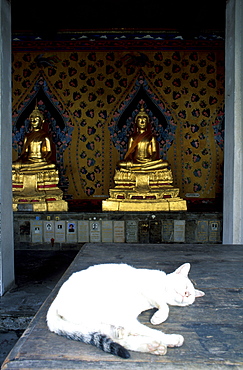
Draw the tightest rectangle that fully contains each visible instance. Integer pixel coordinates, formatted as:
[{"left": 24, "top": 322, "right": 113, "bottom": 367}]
[
  {"left": 174, "top": 263, "right": 191, "bottom": 277},
  {"left": 195, "top": 289, "right": 205, "bottom": 297}
]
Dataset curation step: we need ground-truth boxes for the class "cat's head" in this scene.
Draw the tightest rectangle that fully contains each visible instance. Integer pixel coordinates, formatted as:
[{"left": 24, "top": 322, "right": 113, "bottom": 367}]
[{"left": 165, "top": 263, "right": 205, "bottom": 306}]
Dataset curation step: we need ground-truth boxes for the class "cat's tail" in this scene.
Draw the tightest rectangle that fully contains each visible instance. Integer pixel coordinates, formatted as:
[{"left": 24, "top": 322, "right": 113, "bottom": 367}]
[
  {"left": 46, "top": 304, "right": 130, "bottom": 359},
  {"left": 65, "top": 330, "right": 130, "bottom": 359}
]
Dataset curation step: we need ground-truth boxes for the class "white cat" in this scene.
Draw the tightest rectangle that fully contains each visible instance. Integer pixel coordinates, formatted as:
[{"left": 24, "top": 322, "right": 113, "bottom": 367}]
[{"left": 46, "top": 262, "right": 204, "bottom": 358}]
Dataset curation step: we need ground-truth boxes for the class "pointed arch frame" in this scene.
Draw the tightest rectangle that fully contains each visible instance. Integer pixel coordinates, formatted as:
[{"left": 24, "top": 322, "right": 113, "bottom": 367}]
[
  {"left": 108, "top": 71, "right": 177, "bottom": 160},
  {"left": 12, "top": 71, "right": 74, "bottom": 191}
]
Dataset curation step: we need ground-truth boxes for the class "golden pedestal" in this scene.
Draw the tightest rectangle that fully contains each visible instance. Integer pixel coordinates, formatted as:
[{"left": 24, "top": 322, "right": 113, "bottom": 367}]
[
  {"left": 12, "top": 169, "right": 68, "bottom": 212},
  {"left": 102, "top": 168, "right": 187, "bottom": 212}
]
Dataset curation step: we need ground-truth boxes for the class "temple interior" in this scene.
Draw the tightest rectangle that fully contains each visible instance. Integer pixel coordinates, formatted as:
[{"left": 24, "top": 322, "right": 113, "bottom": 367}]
[
  {"left": 3, "top": 1, "right": 243, "bottom": 369},
  {"left": 11, "top": 1, "right": 226, "bottom": 214}
]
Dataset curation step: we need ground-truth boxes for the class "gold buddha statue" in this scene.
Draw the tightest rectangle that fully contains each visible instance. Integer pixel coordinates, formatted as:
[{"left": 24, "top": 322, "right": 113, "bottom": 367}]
[
  {"left": 102, "top": 106, "right": 187, "bottom": 211},
  {"left": 12, "top": 106, "right": 68, "bottom": 212},
  {"left": 13, "top": 107, "right": 56, "bottom": 172},
  {"left": 118, "top": 107, "right": 169, "bottom": 172}
]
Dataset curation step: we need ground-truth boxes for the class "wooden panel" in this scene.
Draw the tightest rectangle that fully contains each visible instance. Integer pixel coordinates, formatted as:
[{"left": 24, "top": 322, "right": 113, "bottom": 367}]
[{"left": 2, "top": 243, "right": 243, "bottom": 369}]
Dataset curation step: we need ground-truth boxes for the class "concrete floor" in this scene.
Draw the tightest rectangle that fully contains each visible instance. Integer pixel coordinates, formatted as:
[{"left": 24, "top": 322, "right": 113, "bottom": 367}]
[
  {"left": 1, "top": 243, "right": 243, "bottom": 369},
  {"left": 0, "top": 250, "right": 79, "bottom": 366}
]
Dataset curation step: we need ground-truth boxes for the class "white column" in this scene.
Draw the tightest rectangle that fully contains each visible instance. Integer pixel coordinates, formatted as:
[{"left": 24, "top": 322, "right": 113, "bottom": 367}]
[
  {"left": 223, "top": 0, "right": 243, "bottom": 244},
  {"left": 0, "top": 0, "right": 14, "bottom": 295}
]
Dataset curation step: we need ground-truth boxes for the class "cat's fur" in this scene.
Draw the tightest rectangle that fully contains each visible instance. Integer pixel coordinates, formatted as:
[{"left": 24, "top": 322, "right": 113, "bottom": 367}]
[{"left": 46, "top": 263, "right": 204, "bottom": 358}]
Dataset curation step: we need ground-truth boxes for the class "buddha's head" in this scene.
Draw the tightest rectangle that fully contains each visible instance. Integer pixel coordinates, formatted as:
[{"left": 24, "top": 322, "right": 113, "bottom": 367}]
[
  {"left": 29, "top": 106, "right": 45, "bottom": 130},
  {"left": 135, "top": 106, "right": 149, "bottom": 131}
]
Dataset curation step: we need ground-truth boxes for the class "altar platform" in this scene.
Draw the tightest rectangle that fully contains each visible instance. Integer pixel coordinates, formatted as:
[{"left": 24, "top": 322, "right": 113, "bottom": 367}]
[{"left": 2, "top": 242, "right": 243, "bottom": 369}]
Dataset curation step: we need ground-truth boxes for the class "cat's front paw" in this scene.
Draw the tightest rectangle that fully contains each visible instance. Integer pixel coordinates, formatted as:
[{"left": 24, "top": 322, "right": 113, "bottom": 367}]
[
  {"left": 150, "top": 311, "right": 168, "bottom": 325},
  {"left": 165, "top": 334, "right": 184, "bottom": 347}
]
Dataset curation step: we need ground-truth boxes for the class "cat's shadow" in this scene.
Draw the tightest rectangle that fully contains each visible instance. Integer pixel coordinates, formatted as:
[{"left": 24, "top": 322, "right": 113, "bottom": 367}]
[
  {"left": 138, "top": 308, "right": 157, "bottom": 325},
  {"left": 138, "top": 307, "right": 176, "bottom": 328}
]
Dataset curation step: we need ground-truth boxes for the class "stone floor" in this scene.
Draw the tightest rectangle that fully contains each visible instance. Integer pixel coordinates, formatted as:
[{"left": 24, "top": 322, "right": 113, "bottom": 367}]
[
  {"left": 1, "top": 243, "right": 243, "bottom": 369},
  {"left": 0, "top": 249, "right": 79, "bottom": 367}
]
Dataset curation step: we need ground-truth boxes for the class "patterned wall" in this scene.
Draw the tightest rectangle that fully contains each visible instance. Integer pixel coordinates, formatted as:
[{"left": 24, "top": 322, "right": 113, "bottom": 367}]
[{"left": 12, "top": 36, "right": 224, "bottom": 205}]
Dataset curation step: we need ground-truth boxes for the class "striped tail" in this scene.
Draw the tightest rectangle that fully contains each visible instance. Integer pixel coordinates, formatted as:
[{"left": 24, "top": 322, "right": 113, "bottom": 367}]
[{"left": 65, "top": 331, "right": 130, "bottom": 359}]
